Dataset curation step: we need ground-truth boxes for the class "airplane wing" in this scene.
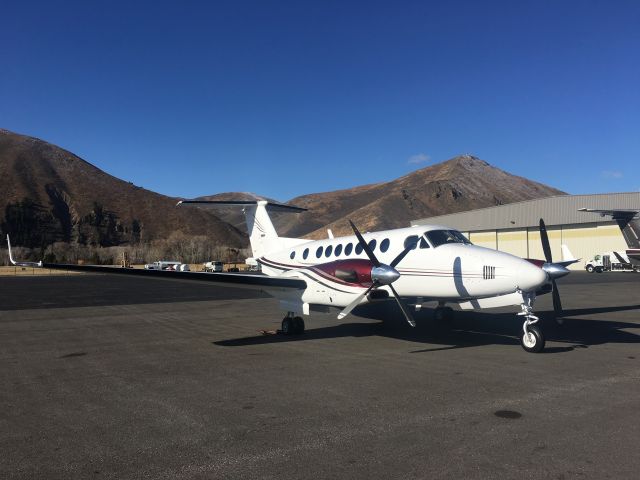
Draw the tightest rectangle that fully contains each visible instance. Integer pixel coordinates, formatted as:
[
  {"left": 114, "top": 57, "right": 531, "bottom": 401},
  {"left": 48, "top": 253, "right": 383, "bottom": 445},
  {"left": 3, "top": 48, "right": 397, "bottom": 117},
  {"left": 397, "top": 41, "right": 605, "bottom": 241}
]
[{"left": 6, "top": 237, "right": 306, "bottom": 292}]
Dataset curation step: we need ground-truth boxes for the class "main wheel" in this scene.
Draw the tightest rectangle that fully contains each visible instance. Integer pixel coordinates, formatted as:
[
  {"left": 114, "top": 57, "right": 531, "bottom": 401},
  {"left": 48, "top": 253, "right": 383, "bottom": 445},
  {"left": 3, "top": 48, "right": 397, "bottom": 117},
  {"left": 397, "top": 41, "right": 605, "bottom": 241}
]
[
  {"left": 293, "top": 317, "right": 305, "bottom": 335},
  {"left": 521, "top": 324, "right": 545, "bottom": 353},
  {"left": 434, "top": 307, "right": 451, "bottom": 321},
  {"left": 281, "top": 317, "right": 294, "bottom": 335}
]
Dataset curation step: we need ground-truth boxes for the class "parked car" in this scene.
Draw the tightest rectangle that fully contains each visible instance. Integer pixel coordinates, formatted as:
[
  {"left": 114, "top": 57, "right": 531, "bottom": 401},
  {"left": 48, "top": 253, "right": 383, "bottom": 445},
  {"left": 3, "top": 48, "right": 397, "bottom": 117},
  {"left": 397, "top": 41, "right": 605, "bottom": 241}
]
[{"left": 144, "top": 261, "right": 182, "bottom": 271}]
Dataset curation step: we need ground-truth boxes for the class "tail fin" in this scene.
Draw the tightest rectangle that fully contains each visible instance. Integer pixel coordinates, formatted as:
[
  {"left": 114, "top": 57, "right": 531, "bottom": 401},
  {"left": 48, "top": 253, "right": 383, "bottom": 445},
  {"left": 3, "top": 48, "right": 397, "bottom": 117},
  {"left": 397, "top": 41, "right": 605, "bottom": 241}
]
[
  {"left": 561, "top": 244, "right": 575, "bottom": 262},
  {"left": 178, "top": 200, "right": 307, "bottom": 258},
  {"left": 558, "top": 243, "right": 580, "bottom": 267}
]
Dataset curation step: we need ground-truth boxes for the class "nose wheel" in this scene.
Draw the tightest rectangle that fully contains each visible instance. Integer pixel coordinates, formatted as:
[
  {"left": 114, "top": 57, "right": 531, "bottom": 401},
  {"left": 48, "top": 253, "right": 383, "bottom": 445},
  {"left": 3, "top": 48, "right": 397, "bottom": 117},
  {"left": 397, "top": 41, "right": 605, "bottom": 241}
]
[{"left": 518, "top": 292, "right": 545, "bottom": 353}]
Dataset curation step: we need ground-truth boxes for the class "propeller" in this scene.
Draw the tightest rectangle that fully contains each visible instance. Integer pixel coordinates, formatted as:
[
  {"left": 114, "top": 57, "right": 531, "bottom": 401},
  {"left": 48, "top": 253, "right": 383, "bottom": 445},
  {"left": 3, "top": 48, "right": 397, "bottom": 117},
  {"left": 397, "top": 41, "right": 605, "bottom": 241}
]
[
  {"left": 539, "top": 219, "right": 567, "bottom": 324},
  {"left": 337, "top": 221, "right": 417, "bottom": 327}
]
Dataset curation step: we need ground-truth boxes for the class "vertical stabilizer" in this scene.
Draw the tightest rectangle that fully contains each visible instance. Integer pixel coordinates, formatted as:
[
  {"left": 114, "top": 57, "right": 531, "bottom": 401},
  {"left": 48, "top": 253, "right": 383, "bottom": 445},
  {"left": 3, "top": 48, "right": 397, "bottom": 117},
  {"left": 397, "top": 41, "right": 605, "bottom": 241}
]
[
  {"left": 244, "top": 201, "right": 281, "bottom": 258},
  {"left": 177, "top": 200, "right": 308, "bottom": 259}
]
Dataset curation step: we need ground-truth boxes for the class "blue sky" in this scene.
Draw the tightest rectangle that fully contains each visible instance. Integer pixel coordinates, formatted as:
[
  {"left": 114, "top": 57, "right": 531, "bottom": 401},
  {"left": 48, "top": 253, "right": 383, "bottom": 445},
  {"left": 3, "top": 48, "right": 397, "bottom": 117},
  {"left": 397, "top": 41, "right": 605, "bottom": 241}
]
[{"left": 1, "top": 0, "right": 638, "bottom": 200}]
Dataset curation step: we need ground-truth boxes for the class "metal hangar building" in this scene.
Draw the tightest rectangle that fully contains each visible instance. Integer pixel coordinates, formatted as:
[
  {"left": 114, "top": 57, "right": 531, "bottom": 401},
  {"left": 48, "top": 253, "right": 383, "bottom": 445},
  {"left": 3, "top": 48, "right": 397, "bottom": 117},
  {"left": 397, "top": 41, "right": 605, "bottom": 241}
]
[{"left": 411, "top": 192, "right": 640, "bottom": 270}]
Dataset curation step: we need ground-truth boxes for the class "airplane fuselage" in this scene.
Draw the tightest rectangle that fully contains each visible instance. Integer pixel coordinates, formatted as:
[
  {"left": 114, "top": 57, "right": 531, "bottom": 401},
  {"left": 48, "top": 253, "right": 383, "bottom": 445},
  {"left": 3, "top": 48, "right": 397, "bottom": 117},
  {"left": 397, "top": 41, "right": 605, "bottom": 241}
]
[{"left": 257, "top": 225, "right": 547, "bottom": 309}]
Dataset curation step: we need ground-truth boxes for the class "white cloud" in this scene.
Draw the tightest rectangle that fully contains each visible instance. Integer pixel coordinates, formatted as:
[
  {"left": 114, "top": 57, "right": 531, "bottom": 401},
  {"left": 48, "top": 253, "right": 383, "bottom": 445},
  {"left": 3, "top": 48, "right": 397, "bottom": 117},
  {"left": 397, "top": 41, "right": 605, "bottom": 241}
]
[
  {"left": 407, "top": 153, "right": 431, "bottom": 165},
  {"left": 601, "top": 170, "right": 623, "bottom": 179}
]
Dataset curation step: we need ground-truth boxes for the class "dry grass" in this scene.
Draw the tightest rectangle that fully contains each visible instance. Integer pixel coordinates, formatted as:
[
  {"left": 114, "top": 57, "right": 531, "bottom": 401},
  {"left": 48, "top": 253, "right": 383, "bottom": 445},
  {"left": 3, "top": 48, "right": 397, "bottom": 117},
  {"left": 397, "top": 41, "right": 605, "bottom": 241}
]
[{"left": 0, "top": 263, "right": 250, "bottom": 276}]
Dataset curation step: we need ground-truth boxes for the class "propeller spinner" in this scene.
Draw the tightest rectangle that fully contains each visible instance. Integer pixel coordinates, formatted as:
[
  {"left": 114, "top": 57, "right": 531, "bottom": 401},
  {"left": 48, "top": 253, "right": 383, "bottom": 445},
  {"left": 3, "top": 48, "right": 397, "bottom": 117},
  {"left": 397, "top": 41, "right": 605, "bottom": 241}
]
[{"left": 337, "top": 221, "right": 417, "bottom": 327}]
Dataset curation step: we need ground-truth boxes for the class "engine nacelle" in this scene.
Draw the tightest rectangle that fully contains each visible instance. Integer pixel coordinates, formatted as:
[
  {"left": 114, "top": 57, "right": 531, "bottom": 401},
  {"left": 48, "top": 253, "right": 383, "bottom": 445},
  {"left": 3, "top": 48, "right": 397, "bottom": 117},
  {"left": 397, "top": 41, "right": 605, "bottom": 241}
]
[{"left": 309, "top": 259, "right": 374, "bottom": 287}]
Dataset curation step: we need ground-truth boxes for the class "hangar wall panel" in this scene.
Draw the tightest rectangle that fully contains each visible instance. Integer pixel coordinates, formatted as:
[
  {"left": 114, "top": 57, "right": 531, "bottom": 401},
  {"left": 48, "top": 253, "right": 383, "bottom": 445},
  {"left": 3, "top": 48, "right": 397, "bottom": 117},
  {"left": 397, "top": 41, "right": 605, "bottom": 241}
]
[
  {"left": 497, "top": 229, "right": 528, "bottom": 258},
  {"left": 468, "top": 231, "right": 496, "bottom": 249},
  {"left": 559, "top": 223, "right": 629, "bottom": 270},
  {"left": 526, "top": 227, "right": 562, "bottom": 261}
]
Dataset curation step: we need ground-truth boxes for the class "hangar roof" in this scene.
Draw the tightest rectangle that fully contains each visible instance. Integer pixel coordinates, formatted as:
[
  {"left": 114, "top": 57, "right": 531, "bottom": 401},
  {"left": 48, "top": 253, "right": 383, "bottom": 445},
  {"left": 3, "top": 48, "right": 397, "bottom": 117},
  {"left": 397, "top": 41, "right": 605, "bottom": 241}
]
[{"left": 411, "top": 192, "right": 640, "bottom": 231}]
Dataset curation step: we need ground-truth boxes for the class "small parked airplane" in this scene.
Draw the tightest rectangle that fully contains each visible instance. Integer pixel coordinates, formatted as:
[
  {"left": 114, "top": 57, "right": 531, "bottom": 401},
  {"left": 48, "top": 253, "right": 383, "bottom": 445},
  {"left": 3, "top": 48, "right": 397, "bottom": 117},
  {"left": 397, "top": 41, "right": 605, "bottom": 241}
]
[{"left": 7, "top": 200, "right": 576, "bottom": 353}]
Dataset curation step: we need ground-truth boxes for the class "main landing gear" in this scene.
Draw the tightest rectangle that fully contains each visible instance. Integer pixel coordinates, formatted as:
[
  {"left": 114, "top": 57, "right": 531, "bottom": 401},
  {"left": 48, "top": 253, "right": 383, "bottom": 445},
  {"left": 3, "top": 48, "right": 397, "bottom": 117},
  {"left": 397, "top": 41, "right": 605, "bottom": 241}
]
[
  {"left": 281, "top": 312, "right": 305, "bottom": 335},
  {"left": 518, "top": 292, "right": 545, "bottom": 353},
  {"left": 433, "top": 304, "right": 454, "bottom": 323}
]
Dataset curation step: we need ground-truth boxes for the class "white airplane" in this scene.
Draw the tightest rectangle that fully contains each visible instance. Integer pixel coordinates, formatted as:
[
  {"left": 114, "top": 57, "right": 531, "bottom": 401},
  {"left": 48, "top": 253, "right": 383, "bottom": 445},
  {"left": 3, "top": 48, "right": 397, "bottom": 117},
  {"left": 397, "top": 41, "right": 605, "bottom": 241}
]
[{"left": 6, "top": 200, "right": 576, "bottom": 353}]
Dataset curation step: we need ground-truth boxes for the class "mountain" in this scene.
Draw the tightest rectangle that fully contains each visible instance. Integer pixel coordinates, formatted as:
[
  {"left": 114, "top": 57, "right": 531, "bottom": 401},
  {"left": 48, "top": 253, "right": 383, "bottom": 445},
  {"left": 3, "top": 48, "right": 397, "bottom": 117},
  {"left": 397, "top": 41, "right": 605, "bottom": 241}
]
[
  {"left": 0, "top": 128, "right": 565, "bottom": 249},
  {"left": 209, "top": 155, "right": 565, "bottom": 239},
  {"left": 0, "top": 129, "right": 246, "bottom": 248}
]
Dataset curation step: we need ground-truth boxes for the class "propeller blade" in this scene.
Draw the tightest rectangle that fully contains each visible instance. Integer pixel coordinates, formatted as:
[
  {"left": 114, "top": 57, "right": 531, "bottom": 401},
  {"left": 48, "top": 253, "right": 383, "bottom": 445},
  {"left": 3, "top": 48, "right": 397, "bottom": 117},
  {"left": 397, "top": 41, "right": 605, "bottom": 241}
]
[
  {"left": 349, "top": 220, "right": 380, "bottom": 267},
  {"left": 337, "top": 282, "right": 378, "bottom": 320},
  {"left": 539, "top": 218, "right": 553, "bottom": 264},
  {"left": 551, "top": 279, "right": 564, "bottom": 325},
  {"left": 388, "top": 284, "right": 416, "bottom": 327},
  {"left": 389, "top": 237, "right": 418, "bottom": 269}
]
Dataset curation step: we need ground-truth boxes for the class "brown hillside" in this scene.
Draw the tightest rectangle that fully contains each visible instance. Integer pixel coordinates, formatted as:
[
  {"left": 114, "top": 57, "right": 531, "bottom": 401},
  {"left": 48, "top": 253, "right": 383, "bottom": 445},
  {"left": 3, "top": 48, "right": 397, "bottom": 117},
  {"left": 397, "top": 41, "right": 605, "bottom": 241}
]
[
  {"left": 0, "top": 129, "right": 245, "bottom": 248},
  {"left": 205, "top": 155, "right": 564, "bottom": 239},
  {"left": 287, "top": 155, "right": 565, "bottom": 238}
]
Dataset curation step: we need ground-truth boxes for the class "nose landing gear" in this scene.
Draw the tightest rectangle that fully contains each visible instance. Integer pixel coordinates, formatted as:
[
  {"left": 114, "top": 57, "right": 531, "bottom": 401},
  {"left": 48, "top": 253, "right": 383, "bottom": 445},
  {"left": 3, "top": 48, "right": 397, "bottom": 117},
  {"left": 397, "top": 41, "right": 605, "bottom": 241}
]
[{"left": 518, "top": 292, "right": 545, "bottom": 353}]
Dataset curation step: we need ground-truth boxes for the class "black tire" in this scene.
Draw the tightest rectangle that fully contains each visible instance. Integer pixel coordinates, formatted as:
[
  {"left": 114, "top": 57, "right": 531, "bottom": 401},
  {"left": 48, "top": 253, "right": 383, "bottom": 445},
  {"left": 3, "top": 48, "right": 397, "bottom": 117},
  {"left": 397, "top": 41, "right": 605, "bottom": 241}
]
[
  {"left": 521, "top": 324, "right": 545, "bottom": 353},
  {"left": 434, "top": 306, "right": 454, "bottom": 323},
  {"left": 293, "top": 317, "right": 305, "bottom": 335},
  {"left": 281, "top": 317, "right": 294, "bottom": 335},
  {"left": 596, "top": 267, "right": 603, "bottom": 273},
  {"left": 586, "top": 265, "right": 595, "bottom": 273}
]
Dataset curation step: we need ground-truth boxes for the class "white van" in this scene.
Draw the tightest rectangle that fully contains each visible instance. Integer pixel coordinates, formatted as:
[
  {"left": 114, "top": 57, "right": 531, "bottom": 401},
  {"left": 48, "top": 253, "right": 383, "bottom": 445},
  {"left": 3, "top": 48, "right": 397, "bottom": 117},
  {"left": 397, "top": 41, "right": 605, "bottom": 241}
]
[{"left": 204, "top": 261, "right": 224, "bottom": 272}]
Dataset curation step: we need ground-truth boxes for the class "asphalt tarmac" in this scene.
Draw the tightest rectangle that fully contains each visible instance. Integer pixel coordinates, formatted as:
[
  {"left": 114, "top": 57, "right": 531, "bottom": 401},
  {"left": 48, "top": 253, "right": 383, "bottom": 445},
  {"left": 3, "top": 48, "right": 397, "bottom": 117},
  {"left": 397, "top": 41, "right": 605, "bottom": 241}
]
[{"left": 1, "top": 271, "right": 639, "bottom": 479}]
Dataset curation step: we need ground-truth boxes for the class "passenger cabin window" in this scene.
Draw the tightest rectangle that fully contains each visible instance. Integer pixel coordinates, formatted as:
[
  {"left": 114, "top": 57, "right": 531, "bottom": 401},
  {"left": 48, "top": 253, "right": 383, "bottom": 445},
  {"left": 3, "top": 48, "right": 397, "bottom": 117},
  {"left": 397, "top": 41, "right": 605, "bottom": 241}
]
[
  {"left": 425, "top": 230, "right": 471, "bottom": 247},
  {"left": 404, "top": 235, "right": 419, "bottom": 250},
  {"left": 345, "top": 243, "right": 353, "bottom": 256},
  {"left": 290, "top": 251, "right": 296, "bottom": 259},
  {"left": 368, "top": 239, "right": 377, "bottom": 251},
  {"left": 380, "top": 238, "right": 390, "bottom": 252},
  {"left": 335, "top": 244, "right": 343, "bottom": 256},
  {"left": 303, "top": 248, "right": 309, "bottom": 260},
  {"left": 316, "top": 246, "right": 323, "bottom": 258},
  {"left": 355, "top": 243, "right": 363, "bottom": 255},
  {"left": 325, "top": 245, "right": 333, "bottom": 257}
]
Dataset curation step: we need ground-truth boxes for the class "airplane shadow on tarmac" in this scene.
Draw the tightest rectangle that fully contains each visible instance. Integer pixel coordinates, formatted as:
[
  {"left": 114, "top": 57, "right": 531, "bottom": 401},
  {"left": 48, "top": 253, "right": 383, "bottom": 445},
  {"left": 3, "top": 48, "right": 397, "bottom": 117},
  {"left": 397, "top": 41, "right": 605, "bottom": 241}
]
[{"left": 214, "top": 302, "right": 640, "bottom": 354}]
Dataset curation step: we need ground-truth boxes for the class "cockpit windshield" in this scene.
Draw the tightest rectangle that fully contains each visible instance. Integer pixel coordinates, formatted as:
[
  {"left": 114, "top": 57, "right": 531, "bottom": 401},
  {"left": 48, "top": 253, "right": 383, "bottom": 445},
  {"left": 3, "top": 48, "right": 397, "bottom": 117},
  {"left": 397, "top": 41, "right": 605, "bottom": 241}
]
[{"left": 425, "top": 229, "right": 472, "bottom": 247}]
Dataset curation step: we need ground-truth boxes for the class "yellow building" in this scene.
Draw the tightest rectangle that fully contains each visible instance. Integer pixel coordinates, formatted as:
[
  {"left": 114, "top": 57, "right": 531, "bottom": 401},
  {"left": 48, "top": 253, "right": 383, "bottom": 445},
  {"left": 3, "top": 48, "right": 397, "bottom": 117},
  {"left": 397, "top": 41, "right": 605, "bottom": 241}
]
[{"left": 411, "top": 193, "right": 640, "bottom": 270}]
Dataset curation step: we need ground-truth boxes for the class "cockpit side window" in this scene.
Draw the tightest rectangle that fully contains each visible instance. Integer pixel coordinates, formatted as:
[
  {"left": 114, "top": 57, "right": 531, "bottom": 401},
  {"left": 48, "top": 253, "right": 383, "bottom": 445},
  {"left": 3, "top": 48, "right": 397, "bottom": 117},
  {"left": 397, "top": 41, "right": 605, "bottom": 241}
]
[
  {"left": 404, "top": 235, "right": 419, "bottom": 250},
  {"left": 426, "top": 229, "right": 472, "bottom": 247}
]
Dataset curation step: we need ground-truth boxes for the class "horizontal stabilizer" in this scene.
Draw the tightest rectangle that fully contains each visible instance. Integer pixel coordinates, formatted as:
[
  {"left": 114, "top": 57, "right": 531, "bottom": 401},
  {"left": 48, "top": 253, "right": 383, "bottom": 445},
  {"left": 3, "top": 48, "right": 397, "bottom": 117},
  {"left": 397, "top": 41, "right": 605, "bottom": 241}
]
[
  {"left": 578, "top": 208, "right": 639, "bottom": 220},
  {"left": 177, "top": 200, "right": 307, "bottom": 213}
]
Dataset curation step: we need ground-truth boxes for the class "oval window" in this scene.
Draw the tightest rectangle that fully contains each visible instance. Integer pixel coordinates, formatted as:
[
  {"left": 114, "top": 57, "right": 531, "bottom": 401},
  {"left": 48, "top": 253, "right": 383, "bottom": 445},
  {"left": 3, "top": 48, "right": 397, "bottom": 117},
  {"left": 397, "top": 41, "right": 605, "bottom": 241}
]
[
  {"left": 290, "top": 251, "right": 295, "bottom": 260},
  {"left": 325, "top": 245, "right": 333, "bottom": 257},
  {"left": 335, "top": 244, "right": 343, "bottom": 256},
  {"left": 368, "top": 239, "right": 377, "bottom": 251},
  {"left": 345, "top": 243, "right": 353, "bottom": 256},
  {"left": 316, "top": 246, "right": 323, "bottom": 258},
  {"left": 380, "top": 238, "right": 390, "bottom": 252},
  {"left": 303, "top": 248, "right": 309, "bottom": 260},
  {"left": 355, "top": 243, "right": 363, "bottom": 255}
]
